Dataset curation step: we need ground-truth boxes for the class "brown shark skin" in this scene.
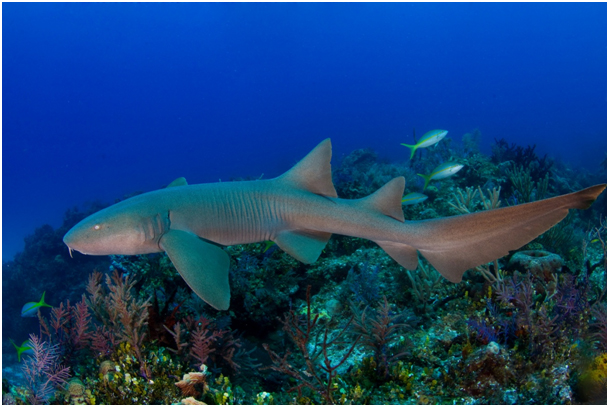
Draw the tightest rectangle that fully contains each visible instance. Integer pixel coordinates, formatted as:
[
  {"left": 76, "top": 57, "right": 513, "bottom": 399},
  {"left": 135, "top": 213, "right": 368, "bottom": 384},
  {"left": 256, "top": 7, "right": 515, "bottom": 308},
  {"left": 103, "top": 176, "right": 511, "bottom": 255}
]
[{"left": 64, "top": 139, "right": 606, "bottom": 308}]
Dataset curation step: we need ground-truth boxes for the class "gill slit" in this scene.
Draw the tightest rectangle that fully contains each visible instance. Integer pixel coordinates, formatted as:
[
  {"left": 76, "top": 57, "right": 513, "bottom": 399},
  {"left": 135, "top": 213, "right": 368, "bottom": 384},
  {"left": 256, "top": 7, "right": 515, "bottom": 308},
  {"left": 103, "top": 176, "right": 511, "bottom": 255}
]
[{"left": 157, "top": 210, "right": 172, "bottom": 250}]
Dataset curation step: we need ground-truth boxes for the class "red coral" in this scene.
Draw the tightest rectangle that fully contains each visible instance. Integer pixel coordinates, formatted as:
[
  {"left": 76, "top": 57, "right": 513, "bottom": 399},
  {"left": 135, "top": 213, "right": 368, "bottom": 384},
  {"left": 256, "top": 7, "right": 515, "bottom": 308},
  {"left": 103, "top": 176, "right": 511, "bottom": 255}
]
[
  {"left": 90, "top": 326, "right": 117, "bottom": 357},
  {"left": 189, "top": 316, "right": 224, "bottom": 365},
  {"left": 38, "top": 296, "right": 92, "bottom": 351},
  {"left": 70, "top": 296, "right": 92, "bottom": 349},
  {"left": 84, "top": 269, "right": 150, "bottom": 363}
]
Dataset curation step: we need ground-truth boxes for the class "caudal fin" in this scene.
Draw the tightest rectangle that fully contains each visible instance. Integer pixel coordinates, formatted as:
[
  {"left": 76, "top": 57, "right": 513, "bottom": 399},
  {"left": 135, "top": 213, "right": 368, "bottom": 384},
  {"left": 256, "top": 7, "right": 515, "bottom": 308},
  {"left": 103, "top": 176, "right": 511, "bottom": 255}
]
[
  {"left": 409, "top": 184, "right": 606, "bottom": 282},
  {"left": 418, "top": 173, "right": 432, "bottom": 190},
  {"left": 39, "top": 291, "right": 51, "bottom": 308},
  {"left": 401, "top": 143, "right": 417, "bottom": 160}
]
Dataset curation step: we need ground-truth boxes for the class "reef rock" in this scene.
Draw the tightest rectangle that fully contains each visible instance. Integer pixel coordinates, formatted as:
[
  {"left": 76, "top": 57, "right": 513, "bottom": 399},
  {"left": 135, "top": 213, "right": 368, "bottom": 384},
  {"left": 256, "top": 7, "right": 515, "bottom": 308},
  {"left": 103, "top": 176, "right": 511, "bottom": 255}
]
[{"left": 508, "top": 250, "right": 563, "bottom": 280}]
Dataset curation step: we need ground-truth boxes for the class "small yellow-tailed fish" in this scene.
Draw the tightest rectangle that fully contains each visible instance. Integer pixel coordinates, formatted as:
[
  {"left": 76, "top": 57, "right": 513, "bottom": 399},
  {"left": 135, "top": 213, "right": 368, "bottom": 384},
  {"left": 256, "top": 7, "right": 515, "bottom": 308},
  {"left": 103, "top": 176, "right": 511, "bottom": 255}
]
[
  {"left": 262, "top": 240, "right": 275, "bottom": 253},
  {"left": 10, "top": 339, "right": 34, "bottom": 362},
  {"left": 21, "top": 291, "right": 52, "bottom": 317},
  {"left": 401, "top": 129, "right": 448, "bottom": 160},
  {"left": 418, "top": 162, "right": 464, "bottom": 190},
  {"left": 401, "top": 192, "right": 428, "bottom": 205}
]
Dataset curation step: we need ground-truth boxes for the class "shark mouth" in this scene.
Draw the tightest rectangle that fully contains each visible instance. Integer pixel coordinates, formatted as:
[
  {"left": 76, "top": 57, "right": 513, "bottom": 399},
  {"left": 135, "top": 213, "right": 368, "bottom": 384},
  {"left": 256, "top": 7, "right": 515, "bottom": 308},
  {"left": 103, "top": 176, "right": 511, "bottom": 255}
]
[{"left": 67, "top": 246, "right": 90, "bottom": 256}]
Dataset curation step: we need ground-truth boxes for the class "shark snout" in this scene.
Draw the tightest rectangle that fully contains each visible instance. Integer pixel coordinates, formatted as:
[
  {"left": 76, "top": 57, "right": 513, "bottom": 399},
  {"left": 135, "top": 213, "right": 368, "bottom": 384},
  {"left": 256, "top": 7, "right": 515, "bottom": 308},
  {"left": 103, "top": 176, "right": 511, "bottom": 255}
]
[
  {"left": 63, "top": 223, "right": 98, "bottom": 256},
  {"left": 63, "top": 228, "right": 80, "bottom": 256},
  {"left": 63, "top": 229, "right": 74, "bottom": 246}
]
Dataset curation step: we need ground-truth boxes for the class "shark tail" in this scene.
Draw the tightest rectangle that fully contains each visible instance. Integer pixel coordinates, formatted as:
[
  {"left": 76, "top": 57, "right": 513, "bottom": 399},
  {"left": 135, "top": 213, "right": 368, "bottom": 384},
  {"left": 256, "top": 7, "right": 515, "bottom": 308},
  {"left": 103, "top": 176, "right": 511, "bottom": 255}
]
[
  {"left": 275, "top": 140, "right": 605, "bottom": 289},
  {"left": 417, "top": 173, "right": 432, "bottom": 190},
  {"left": 407, "top": 184, "right": 606, "bottom": 283},
  {"left": 401, "top": 143, "right": 417, "bottom": 160}
]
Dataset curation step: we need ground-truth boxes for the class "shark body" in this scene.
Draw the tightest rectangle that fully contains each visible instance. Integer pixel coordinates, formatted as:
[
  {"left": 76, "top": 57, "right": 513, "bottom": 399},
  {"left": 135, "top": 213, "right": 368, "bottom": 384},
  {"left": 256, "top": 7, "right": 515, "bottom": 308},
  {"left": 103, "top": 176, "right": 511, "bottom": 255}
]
[{"left": 64, "top": 139, "right": 606, "bottom": 310}]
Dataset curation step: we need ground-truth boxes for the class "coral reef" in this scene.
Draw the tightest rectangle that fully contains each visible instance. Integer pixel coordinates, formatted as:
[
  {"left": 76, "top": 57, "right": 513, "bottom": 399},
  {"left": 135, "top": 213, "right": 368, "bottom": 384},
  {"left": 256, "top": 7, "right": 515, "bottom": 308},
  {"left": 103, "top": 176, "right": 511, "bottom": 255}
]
[
  {"left": 2, "top": 134, "right": 606, "bottom": 404},
  {"left": 508, "top": 250, "right": 564, "bottom": 280}
]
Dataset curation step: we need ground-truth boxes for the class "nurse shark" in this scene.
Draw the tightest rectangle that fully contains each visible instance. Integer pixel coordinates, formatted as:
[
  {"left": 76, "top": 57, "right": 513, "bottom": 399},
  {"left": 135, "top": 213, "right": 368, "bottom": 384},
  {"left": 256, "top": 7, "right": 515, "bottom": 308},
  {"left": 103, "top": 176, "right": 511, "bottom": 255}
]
[{"left": 64, "top": 139, "right": 606, "bottom": 310}]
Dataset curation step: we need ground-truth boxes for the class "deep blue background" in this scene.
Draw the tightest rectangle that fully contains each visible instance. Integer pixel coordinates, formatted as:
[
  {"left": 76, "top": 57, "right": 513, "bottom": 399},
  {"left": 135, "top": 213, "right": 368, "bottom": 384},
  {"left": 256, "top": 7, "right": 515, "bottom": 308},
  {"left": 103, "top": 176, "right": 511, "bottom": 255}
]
[{"left": 3, "top": 2, "right": 607, "bottom": 261}]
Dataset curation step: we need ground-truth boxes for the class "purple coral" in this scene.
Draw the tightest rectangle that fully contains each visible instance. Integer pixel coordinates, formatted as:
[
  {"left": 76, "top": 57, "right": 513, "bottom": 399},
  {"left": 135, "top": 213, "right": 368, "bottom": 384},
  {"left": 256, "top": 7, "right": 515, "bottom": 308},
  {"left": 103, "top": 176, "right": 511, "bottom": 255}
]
[
  {"left": 591, "top": 303, "right": 607, "bottom": 351},
  {"left": 22, "top": 334, "right": 70, "bottom": 404},
  {"left": 467, "top": 317, "right": 499, "bottom": 345}
]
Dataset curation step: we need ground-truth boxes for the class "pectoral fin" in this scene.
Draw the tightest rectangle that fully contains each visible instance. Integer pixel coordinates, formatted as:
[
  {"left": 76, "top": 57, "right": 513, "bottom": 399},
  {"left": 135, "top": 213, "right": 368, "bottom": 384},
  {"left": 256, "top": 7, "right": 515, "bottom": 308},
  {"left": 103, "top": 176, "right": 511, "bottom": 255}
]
[{"left": 160, "top": 229, "right": 230, "bottom": 310}]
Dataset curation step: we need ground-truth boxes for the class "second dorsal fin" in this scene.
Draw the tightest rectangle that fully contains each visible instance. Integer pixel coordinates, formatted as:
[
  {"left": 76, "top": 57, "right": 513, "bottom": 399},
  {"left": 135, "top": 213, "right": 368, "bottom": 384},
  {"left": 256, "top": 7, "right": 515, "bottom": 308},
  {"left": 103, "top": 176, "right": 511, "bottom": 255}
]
[{"left": 360, "top": 177, "right": 405, "bottom": 222}]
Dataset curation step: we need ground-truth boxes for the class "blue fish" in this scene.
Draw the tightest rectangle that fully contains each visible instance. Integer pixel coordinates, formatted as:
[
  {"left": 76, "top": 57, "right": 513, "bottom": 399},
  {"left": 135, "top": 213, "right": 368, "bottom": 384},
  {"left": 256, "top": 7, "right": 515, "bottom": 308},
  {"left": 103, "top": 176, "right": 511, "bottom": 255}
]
[
  {"left": 21, "top": 291, "right": 52, "bottom": 317},
  {"left": 401, "top": 192, "right": 428, "bottom": 205},
  {"left": 418, "top": 162, "right": 464, "bottom": 190},
  {"left": 10, "top": 339, "right": 34, "bottom": 362},
  {"left": 401, "top": 129, "right": 448, "bottom": 159}
]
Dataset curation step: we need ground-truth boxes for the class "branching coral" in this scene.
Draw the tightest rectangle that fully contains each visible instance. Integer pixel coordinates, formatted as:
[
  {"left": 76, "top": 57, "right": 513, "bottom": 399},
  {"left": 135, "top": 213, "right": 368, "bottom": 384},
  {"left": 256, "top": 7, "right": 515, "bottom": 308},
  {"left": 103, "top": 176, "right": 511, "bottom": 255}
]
[
  {"left": 506, "top": 163, "right": 551, "bottom": 203},
  {"left": 486, "top": 270, "right": 595, "bottom": 371},
  {"left": 535, "top": 215, "right": 576, "bottom": 255},
  {"left": 262, "top": 286, "right": 360, "bottom": 403},
  {"left": 406, "top": 259, "right": 443, "bottom": 309},
  {"left": 21, "top": 334, "right": 71, "bottom": 404},
  {"left": 480, "top": 186, "right": 502, "bottom": 210},
  {"left": 507, "top": 164, "right": 536, "bottom": 203},
  {"left": 346, "top": 262, "right": 381, "bottom": 305},
  {"left": 84, "top": 269, "right": 150, "bottom": 363},
  {"left": 449, "top": 186, "right": 480, "bottom": 214},
  {"left": 350, "top": 296, "right": 418, "bottom": 380},
  {"left": 165, "top": 314, "right": 256, "bottom": 374},
  {"left": 491, "top": 139, "right": 553, "bottom": 181},
  {"left": 449, "top": 185, "right": 501, "bottom": 214},
  {"left": 38, "top": 294, "right": 93, "bottom": 363},
  {"left": 590, "top": 303, "right": 607, "bottom": 351},
  {"left": 474, "top": 259, "right": 503, "bottom": 285},
  {"left": 188, "top": 317, "right": 224, "bottom": 366}
]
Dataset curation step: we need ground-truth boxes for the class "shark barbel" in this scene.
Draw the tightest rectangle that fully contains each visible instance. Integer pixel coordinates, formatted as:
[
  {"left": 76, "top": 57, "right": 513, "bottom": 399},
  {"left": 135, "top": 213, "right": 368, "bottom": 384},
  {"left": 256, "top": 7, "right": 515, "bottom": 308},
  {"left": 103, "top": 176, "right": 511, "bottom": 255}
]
[{"left": 64, "top": 139, "right": 606, "bottom": 310}]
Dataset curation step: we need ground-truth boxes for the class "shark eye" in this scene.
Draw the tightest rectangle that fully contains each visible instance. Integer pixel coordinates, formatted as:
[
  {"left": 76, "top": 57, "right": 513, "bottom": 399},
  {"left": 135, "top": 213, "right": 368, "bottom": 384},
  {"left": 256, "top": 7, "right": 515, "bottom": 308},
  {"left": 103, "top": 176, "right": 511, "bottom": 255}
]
[{"left": 94, "top": 225, "right": 101, "bottom": 230}]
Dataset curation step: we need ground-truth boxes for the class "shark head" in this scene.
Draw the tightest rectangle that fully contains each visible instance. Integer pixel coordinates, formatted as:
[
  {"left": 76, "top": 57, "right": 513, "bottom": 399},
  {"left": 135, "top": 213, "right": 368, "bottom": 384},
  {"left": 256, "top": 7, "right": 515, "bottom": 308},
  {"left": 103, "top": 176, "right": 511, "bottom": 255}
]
[{"left": 63, "top": 197, "right": 169, "bottom": 256}]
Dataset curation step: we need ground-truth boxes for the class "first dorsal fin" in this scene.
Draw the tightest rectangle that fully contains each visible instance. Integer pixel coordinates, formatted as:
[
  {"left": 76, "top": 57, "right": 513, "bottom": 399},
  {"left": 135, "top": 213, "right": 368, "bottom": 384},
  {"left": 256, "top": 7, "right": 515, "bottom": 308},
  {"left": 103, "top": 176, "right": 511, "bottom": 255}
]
[
  {"left": 167, "top": 177, "right": 188, "bottom": 188},
  {"left": 277, "top": 139, "right": 337, "bottom": 198},
  {"left": 360, "top": 177, "right": 405, "bottom": 222}
]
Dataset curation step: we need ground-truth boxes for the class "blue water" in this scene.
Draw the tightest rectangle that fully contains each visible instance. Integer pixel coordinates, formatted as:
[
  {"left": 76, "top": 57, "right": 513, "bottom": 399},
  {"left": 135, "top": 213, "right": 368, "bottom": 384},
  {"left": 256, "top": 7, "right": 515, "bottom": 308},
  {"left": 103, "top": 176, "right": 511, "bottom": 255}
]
[{"left": 3, "top": 2, "right": 607, "bottom": 261}]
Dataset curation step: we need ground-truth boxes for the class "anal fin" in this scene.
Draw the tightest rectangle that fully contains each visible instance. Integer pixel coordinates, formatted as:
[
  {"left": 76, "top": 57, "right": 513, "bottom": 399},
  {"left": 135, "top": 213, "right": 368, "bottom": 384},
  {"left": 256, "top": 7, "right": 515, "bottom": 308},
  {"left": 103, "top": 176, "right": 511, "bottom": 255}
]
[
  {"left": 160, "top": 229, "right": 230, "bottom": 310},
  {"left": 275, "top": 229, "right": 332, "bottom": 264},
  {"left": 375, "top": 240, "right": 419, "bottom": 270}
]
